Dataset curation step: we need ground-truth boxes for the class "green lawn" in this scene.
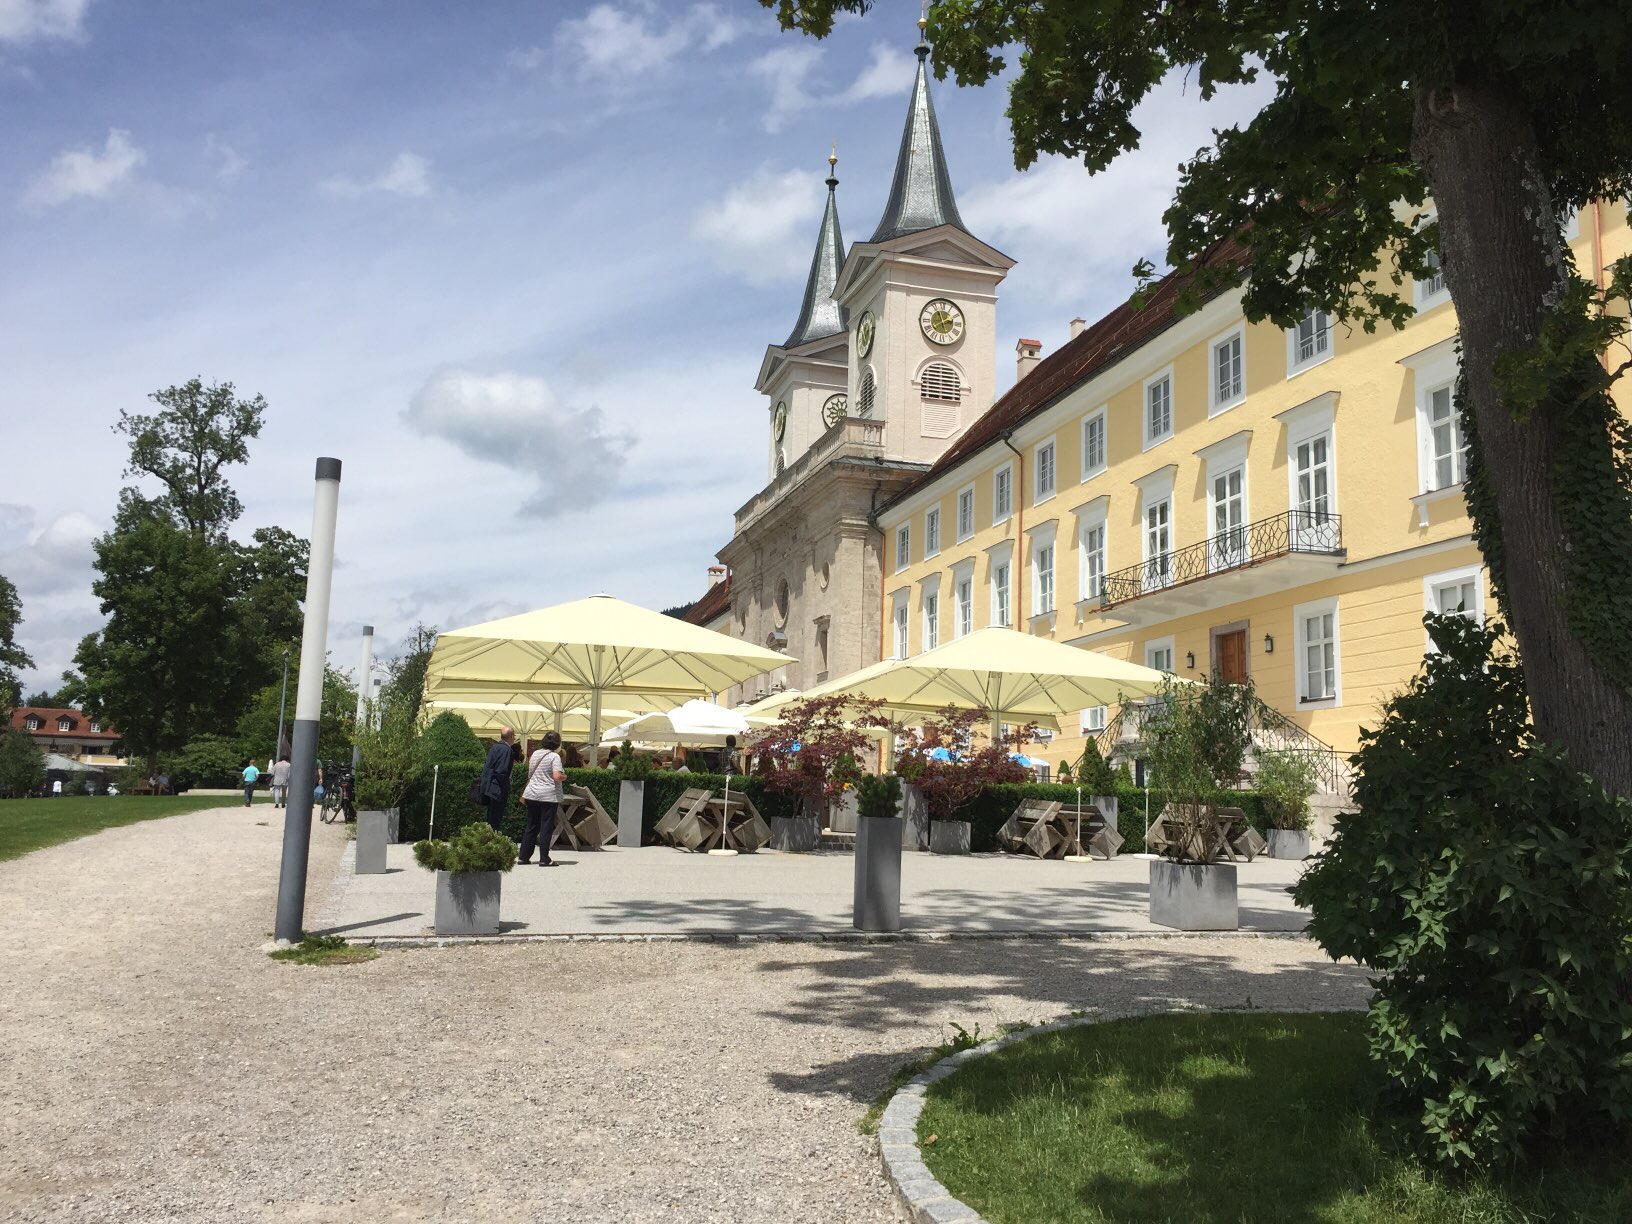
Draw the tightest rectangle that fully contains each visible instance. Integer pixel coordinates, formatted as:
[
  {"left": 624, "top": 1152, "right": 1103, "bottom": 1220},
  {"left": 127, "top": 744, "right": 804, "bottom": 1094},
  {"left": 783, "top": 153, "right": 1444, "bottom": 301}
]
[
  {"left": 918, "top": 1012, "right": 1632, "bottom": 1224},
  {"left": 0, "top": 794, "right": 267, "bottom": 862}
]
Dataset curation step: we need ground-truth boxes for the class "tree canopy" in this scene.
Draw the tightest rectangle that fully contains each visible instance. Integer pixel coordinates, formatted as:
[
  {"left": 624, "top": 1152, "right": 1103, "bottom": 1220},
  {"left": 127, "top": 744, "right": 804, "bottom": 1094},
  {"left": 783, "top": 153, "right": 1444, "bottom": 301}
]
[
  {"left": 115, "top": 379, "right": 266, "bottom": 540},
  {"left": 0, "top": 573, "right": 33, "bottom": 710}
]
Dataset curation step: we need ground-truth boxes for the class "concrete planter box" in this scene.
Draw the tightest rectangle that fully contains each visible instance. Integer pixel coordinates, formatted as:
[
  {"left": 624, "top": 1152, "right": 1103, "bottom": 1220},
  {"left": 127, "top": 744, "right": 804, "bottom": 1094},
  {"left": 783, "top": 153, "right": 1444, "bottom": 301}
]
[
  {"left": 355, "top": 810, "right": 390, "bottom": 874},
  {"left": 770, "top": 814, "right": 821, "bottom": 853},
  {"left": 828, "top": 790, "right": 859, "bottom": 834},
  {"left": 434, "top": 870, "right": 502, "bottom": 935},
  {"left": 899, "top": 783, "right": 929, "bottom": 851},
  {"left": 854, "top": 815, "right": 903, "bottom": 932},
  {"left": 1149, "top": 860, "right": 1238, "bottom": 931},
  {"left": 929, "top": 820, "right": 972, "bottom": 855},
  {"left": 1267, "top": 828, "right": 1312, "bottom": 860},
  {"left": 617, "top": 779, "right": 645, "bottom": 848}
]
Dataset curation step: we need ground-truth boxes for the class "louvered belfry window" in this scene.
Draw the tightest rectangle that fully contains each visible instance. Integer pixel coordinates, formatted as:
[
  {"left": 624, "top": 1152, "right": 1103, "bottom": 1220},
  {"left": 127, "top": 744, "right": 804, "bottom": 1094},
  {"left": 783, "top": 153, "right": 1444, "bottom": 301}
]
[
  {"left": 920, "top": 362, "right": 961, "bottom": 402},
  {"left": 858, "top": 371, "right": 877, "bottom": 418}
]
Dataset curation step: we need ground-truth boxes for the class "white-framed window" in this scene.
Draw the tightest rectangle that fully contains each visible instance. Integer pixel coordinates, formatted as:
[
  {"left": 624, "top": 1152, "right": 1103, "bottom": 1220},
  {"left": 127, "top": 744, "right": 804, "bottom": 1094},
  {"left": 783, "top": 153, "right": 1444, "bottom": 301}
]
[
  {"left": 1209, "top": 326, "right": 1245, "bottom": 415},
  {"left": 1035, "top": 438, "right": 1057, "bottom": 502},
  {"left": 57, "top": 716, "right": 73, "bottom": 731},
  {"left": 956, "top": 486, "right": 975, "bottom": 541},
  {"left": 858, "top": 368, "right": 878, "bottom": 417},
  {"left": 923, "top": 591, "right": 940, "bottom": 651},
  {"left": 1144, "top": 370, "right": 1173, "bottom": 447},
  {"left": 1422, "top": 381, "right": 1467, "bottom": 491},
  {"left": 1143, "top": 497, "right": 1172, "bottom": 591},
  {"left": 1081, "top": 407, "right": 1107, "bottom": 478},
  {"left": 1287, "top": 310, "right": 1332, "bottom": 374},
  {"left": 991, "top": 561, "right": 1011, "bottom": 627},
  {"left": 1210, "top": 465, "right": 1246, "bottom": 569},
  {"left": 1145, "top": 636, "right": 1176, "bottom": 674},
  {"left": 1293, "top": 430, "right": 1333, "bottom": 547},
  {"left": 1415, "top": 216, "right": 1449, "bottom": 309},
  {"left": 1424, "top": 563, "right": 1485, "bottom": 650},
  {"left": 993, "top": 464, "right": 1013, "bottom": 523},
  {"left": 892, "top": 596, "right": 910, "bottom": 659},
  {"left": 1080, "top": 705, "right": 1107, "bottom": 736},
  {"left": 1034, "top": 543, "right": 1056, "bottom": 615},
  {"left": 24, "top": 715, "right": 42, "bottom": 731},
  {"left": 89, "top": 721, "right": 101, "bottom": 733},
  {"left": 1080, "top": 520, "right": 1106, "bottom": 600},
  {"left": 924, "top": 507, "right": 941, "bottom": 557},
  {"left": 955, "top": 575, "right": 973, "bottom": 637},
  {"left": 894, "top": 524, "right": 910, "bottom": 572},
  {"left": 1294, "top": 596, "right": 1341, "bottom": 706}
]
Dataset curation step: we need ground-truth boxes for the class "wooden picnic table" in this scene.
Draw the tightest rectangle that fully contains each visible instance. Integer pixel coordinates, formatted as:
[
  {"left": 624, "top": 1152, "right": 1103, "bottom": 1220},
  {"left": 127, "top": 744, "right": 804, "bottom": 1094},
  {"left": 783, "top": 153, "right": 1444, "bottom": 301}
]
[
  {"left": 696, "top": 793, "right": 770, "bottom": 854},
  {"left": 1147, "top": 805, "right": 1263, "bottom": 862},
  {"left": 999, "top": 800, "right": 1123, "bottom": 861},
  {"left": 547, "top": 785, "right": 617, "bottom": 852}
]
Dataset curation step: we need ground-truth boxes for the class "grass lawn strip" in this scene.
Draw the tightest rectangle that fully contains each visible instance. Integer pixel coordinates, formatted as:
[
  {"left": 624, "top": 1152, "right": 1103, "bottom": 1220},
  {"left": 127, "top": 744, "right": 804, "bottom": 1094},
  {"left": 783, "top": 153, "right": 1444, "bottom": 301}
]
[
  {"left": 268, "top": 934, "right": 378, "bottom": 966},
  {"left": 0, "top": 794, "right": 267, "bottom": 862},
  {"left": 909, "top": 1010, "right": 1632, "bottom": 1224}
]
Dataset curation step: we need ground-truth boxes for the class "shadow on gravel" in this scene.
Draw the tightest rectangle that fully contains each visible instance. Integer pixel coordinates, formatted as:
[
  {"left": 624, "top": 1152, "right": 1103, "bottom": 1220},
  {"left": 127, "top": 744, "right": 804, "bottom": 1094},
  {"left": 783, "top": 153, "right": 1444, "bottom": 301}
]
[
  {"left": 311, "top": 911, "right": 423, "bottom": 935},
  {"left": 757, "top": 940, "right": 1369, "bottom": 1105}
]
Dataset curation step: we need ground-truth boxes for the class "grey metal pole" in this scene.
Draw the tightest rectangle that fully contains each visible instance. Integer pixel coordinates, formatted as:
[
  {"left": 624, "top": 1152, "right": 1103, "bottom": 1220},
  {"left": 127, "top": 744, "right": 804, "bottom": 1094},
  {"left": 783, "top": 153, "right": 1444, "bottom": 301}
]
[
  {"left": 274, "top": 458, "right": 342, "bottom": 944},
  {"left": 275, "top": 648, "right": 290, "bottom": 760},
  {"left": 352, "top": 625, "right": 374, "bottom": 771}
]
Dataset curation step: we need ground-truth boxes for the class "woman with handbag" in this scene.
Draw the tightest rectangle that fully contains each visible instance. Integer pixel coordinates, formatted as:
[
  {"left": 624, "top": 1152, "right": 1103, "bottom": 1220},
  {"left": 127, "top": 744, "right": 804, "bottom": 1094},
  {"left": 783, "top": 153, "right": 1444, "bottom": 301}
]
[{"left": 519, "top": 731, "right": 566, "bottom": 866}]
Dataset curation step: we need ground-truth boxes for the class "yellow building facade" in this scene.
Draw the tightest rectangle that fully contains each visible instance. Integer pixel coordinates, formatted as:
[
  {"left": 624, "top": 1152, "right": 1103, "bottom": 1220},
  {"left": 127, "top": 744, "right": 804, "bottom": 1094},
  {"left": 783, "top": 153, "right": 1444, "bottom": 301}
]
[{"left": 877, "top": 203, "right": 1631, "bottom": 783}]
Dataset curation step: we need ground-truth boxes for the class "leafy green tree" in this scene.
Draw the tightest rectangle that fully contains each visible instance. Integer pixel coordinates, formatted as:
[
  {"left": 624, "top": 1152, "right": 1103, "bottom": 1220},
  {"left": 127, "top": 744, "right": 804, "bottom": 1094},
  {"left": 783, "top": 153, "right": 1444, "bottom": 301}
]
[
  {"left": 0, "top": 727, "right": 46, "bottom": 797},
  {"left": 0, "top": 573, "right": 34, "bottom": 711},
  {"left": 380, "top": 622, "right": 437, "bottom": 724},
  {"left": 420, "top": 710, "right": 484, "bottom": 764},
  {"left": 352, "top": 694, "right": 424, "bottom": 812},
  {"left": 764, "top": 0, "right": 1632, "bottom": 797},
  {"left": 168, "top": 734, "right": 246, "bottom": 790},
  {"left": 71, "top": 381, "right": 307, "bottom": 766},
  {"left": 236, "top": 660, "right": 357, "bottom": 767}
]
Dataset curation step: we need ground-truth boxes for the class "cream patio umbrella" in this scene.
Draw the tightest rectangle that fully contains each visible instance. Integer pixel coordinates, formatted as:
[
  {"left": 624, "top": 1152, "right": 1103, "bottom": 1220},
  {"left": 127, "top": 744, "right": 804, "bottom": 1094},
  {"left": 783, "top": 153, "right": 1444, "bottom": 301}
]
[
  {"left": 425, "top": 701, "right": 640, "bottom": 741},
  {"left": 774, "top": 626, "right": 1179, "bottom": 737},
  {"left": 422, "top": 595, "right": 794, "bottom": 762},
  {"left": 742, "top": 681, "right": 1065, "bottom": 733},
  {"left": 601, "top": 698, "right": 766, "bottom": 748}
]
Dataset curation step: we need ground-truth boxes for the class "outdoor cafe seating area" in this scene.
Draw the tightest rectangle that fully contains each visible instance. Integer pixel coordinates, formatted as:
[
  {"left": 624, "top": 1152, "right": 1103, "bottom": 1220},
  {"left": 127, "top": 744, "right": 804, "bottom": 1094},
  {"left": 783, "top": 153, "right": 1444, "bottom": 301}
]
[{"left": 653, "top": 786, "right": 771, "bottom": 853}]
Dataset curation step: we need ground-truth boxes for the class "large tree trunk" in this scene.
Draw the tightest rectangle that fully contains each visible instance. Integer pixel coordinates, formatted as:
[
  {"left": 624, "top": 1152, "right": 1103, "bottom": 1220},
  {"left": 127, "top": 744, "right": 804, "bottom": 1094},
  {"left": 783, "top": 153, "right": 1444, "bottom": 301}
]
[{"left": 1412, "top": 83, "right": 1632, "bottom": 798}]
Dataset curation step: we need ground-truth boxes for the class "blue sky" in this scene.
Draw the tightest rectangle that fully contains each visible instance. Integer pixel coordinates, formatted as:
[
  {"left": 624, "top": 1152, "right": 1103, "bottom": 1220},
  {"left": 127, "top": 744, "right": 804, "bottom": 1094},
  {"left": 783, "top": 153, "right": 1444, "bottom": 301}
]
[{"left": 0, "top": 0, "right": 1271, "bottom": 691}]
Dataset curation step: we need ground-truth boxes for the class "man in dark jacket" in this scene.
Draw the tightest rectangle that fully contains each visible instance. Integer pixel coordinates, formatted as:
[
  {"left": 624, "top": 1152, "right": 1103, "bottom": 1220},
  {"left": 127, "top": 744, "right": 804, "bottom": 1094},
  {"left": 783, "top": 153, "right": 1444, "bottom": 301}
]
[{"left": 478, "top": 727, "right": 518, "bottom": 832}]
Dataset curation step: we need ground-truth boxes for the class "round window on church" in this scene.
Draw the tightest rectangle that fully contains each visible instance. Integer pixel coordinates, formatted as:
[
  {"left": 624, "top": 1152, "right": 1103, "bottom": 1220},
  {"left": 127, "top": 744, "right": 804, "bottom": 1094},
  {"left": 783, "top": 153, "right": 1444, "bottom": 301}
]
[{"left": 774, "top": 578, "right": 791, "bottom": 628}]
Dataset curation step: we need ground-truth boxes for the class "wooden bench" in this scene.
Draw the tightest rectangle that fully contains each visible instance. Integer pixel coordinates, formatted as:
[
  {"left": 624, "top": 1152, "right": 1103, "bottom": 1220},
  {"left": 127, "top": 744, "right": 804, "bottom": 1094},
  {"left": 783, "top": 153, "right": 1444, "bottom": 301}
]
[
  {"left": 1150, "top": 804, "right": 1261, "bottom": 862},
  {"left": 1057, "top": 803, "right": 1124, "bottom": 860},
  {"left": 549, "top": 786, "right": 618, "bottom": 851},
  {"left": 655, "top": 787, "right": 713, "bottom": 846}
]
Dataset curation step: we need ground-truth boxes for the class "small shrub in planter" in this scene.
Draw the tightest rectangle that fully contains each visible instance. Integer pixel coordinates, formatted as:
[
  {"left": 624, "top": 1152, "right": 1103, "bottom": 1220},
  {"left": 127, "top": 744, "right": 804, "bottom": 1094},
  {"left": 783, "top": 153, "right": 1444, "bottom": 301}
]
[
  {"left": 1254, "top": 748, "right": 1319, "bottom": 858},
  {"left": 415, "top": 823, "right": 517, "bottom": 936},
  {"left": 855, "top": 773, "right": 902, "bottom": 821}
]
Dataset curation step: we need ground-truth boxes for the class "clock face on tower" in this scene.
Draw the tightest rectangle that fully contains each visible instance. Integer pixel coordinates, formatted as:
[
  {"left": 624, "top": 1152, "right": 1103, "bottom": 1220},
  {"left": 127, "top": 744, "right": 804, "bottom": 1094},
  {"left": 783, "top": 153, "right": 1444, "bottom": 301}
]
[
  {"left": 920, "top": 298, "right": 965, "bottom": 345},
  {"left": 855, "top": 310, "right": 876, "bottom": 358},
  {"left": 822, "top": 393, "right": 847, "bottom": 427},
  {"left": 772, "top": 401, "right": 788, "bottom": 441}
]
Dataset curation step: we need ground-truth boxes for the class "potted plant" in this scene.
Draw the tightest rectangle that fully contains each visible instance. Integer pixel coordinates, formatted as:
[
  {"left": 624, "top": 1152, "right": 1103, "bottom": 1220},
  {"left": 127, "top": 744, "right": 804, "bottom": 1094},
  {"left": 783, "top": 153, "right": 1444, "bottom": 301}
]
[
  {"left": 413, "top": 822, "right": 518, "bottom": 935},
  {"left": 613, "top": 738, "right": 650, "bottom": 848},
  {"left": 828, "top": 750, "right": 862, "bottom": 834},
  {"left": 352, "top": 695, "right": 424, "bottom": 869},
  {"left": 1254, "top": 747, "right": 1320, "bottom": 859},
  {"left": 1142, "top": 675, "right": 1251, "bottom": 930},
  {"left": 896, "top": 706, "right": 1033, "bottom": 855},
  {"left": 757, "top": 696, "right": 894, "bottom": 852},
  {"left": 853, "top": 773, "right": 903, "bottom": 931}
]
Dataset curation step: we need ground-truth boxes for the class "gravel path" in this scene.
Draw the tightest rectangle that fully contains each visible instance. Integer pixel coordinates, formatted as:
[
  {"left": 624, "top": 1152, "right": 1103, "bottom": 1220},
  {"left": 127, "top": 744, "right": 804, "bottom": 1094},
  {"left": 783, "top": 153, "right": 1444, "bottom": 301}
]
[{"left": 0, "top": 805, "right": 1371, "bottom": 1223}]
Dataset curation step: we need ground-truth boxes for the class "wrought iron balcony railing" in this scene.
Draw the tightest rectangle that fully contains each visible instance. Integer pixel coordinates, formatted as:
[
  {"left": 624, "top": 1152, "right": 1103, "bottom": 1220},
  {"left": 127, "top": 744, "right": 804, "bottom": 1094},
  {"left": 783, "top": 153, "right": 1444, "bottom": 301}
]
[{"left": 1097, "top": 509, "right": 1342, "bottom": 610}]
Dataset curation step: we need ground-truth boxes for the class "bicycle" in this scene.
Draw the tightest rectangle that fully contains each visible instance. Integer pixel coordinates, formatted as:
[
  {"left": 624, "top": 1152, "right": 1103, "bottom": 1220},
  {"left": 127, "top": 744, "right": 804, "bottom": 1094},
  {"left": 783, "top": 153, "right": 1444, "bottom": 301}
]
[{"left": 318, "top": 763, "right": 356, "bottom": 823}]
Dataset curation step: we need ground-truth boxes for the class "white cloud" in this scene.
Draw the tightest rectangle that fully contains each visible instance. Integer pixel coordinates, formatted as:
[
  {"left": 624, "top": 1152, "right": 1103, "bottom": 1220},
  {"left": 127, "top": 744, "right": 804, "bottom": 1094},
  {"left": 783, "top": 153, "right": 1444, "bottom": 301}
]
[
  {"left": 402, "top": 369, "right": 632, "bottom": 515},
  {"left": 535, "top": 2, "right": 744, "bottom": 81},
  {"left": 19, "top": 127, "right": 144, "bottom": 210},
  {"left": 691, "top": 165, "right": 823, "bottom": 287},
  {"left": 0, "top": 504, "right": 103, "bottom": 691},
  {"left": 748, "top": 44, "right": 824, "bottom": 134},
  {"left": 319, "top": 151, "right": 431, "bottom": 199},
  {"left": 204, "top": 133, "right": 246, "bottom": 181},
  {"left": 840, "top": 42, "right": 915, "bottom": 103},
  {"left": 0, "top": 0, "right": 89, "bottom": 43}
]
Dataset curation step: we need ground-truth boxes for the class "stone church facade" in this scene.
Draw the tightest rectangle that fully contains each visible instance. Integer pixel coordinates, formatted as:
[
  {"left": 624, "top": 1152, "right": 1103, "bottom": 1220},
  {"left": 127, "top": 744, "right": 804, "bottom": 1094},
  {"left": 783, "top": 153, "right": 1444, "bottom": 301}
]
[{"left": 692, "top": 32, "right": 1014, "bottom": 707}]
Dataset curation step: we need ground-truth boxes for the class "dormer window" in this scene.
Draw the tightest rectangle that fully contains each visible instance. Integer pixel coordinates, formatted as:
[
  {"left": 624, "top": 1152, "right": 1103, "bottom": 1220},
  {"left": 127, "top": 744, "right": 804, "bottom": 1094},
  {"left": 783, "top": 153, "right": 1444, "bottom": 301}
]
[
  {"left": 24, "top": 715, "right": 42, "bottom": 731},
  {"left": 90, "top": 721, "right": 102, "bottom": 733},
  {"left": 57, "top": 717, "right": 74, "bottom": 732}
]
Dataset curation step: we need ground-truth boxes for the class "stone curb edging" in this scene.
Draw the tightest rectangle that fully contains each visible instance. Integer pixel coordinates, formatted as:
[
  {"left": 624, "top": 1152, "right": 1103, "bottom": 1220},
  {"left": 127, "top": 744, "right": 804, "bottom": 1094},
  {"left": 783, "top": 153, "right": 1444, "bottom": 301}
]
[
  {"left": 879, "top": 1009, "right": 1198, "bottom": 1224},
  {"left": 342, "top": 929, "right": 1310, "bottom": 949}
]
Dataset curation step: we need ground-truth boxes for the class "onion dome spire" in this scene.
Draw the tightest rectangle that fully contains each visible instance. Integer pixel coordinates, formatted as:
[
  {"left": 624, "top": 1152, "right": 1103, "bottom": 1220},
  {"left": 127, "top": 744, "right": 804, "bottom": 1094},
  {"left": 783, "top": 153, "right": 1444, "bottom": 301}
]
[
  {"left": 782, "top": 146, "right": 848, "bottom": 348},
  {"left": 869, "top": 3, "right": 964, "bottom": 242}
]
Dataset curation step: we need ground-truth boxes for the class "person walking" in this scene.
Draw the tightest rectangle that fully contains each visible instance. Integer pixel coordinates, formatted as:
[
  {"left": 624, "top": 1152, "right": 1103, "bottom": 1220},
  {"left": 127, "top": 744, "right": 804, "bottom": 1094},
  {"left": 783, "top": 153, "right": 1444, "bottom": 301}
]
[
  {"left": 270, "top": 755, "right": 291, "bottom": 808},
  {"left": 519, "top": 730, "right": 566, "bottom": 866},
  {"left": 241, "top": 760, "right": 260, "bottom": 807},
  {"left": 478, "top": 727, "right": 517, "bottom": 833}
]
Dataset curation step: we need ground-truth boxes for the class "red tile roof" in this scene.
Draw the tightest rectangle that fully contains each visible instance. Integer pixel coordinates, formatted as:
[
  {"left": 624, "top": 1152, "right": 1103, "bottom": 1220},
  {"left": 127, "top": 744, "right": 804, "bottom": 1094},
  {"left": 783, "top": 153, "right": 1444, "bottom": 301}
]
[
  {"left": 896, "top": 240, "right": 1249, "bottom": 504},
  {"left": 681, "top": 573, "right": 732, "bottom": 627},
  {"left": 8, "top": 706, "right": 120, "bottom": 739}
]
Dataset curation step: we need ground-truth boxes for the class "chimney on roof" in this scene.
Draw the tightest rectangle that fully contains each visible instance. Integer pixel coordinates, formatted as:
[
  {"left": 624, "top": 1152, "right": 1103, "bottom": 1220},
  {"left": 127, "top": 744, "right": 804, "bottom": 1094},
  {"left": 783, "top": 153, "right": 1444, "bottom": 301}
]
[
  {"left": 707, "top": 565, "right": 726, "bottom": 588},
  {"left": 1069, "top": 317, "right": 1087, "bottom": 339},
  {"left": 1015, "top": 338, "right": 1042, "bottom": 381}
]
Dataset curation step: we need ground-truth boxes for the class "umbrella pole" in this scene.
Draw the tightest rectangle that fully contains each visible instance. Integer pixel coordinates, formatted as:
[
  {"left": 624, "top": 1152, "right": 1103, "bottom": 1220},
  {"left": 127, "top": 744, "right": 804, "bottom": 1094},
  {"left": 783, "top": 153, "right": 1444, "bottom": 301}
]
[
  {"left": 587, "top": 645, "right": 605, "bottom": 768},
  {"left": 708, "top": 747, "right": 738, "bottom": 856},
  {"left": 1064, "top": 782, "right": 1091, "bottom": 862}
]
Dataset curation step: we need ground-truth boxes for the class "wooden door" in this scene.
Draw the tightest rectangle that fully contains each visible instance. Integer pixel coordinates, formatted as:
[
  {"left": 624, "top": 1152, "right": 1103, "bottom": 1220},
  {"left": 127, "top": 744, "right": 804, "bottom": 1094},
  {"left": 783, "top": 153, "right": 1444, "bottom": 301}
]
[{"left": 1217, "top": 629, "right": 1248, "bottom": 685}]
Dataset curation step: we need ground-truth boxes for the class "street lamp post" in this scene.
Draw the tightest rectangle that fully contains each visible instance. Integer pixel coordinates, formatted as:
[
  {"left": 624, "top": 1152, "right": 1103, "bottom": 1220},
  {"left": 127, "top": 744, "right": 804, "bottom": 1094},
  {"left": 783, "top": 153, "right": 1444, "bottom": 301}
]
[{"left": 274, "top": 648, "right": 291, "bottom": 761}]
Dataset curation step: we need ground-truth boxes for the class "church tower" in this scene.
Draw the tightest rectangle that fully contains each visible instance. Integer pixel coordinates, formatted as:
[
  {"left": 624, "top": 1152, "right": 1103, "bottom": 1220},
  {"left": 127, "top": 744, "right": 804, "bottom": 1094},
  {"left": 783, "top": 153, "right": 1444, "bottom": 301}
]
[
  {"left": 831, "top": 18, "right": 1013, "bottom": 464},
  {"left": 755, "top": 150, "right": 850, "bottom": 478}
]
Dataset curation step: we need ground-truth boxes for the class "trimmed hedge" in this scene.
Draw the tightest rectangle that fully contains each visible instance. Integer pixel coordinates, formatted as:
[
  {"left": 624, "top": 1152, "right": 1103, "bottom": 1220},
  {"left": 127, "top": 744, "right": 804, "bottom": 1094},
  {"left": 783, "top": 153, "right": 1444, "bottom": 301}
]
[{"left": 398, "top": 764, "right": 798, "bottom": 844}]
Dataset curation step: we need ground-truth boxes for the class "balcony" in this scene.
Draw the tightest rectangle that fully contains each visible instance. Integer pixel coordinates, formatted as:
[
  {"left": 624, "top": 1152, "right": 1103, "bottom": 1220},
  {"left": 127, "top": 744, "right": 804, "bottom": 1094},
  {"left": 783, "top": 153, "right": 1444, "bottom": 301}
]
[{"left": 1094, "top": 509, "right": 1344, "bottom": 626}]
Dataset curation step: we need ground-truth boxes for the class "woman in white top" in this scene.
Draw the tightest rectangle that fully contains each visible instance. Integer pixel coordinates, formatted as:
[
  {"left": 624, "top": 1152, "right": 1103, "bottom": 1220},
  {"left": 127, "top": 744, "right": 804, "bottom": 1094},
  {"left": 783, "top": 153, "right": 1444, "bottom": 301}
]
[{"left": 519, "top": 730, "right": 566, "bottom": 866}]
